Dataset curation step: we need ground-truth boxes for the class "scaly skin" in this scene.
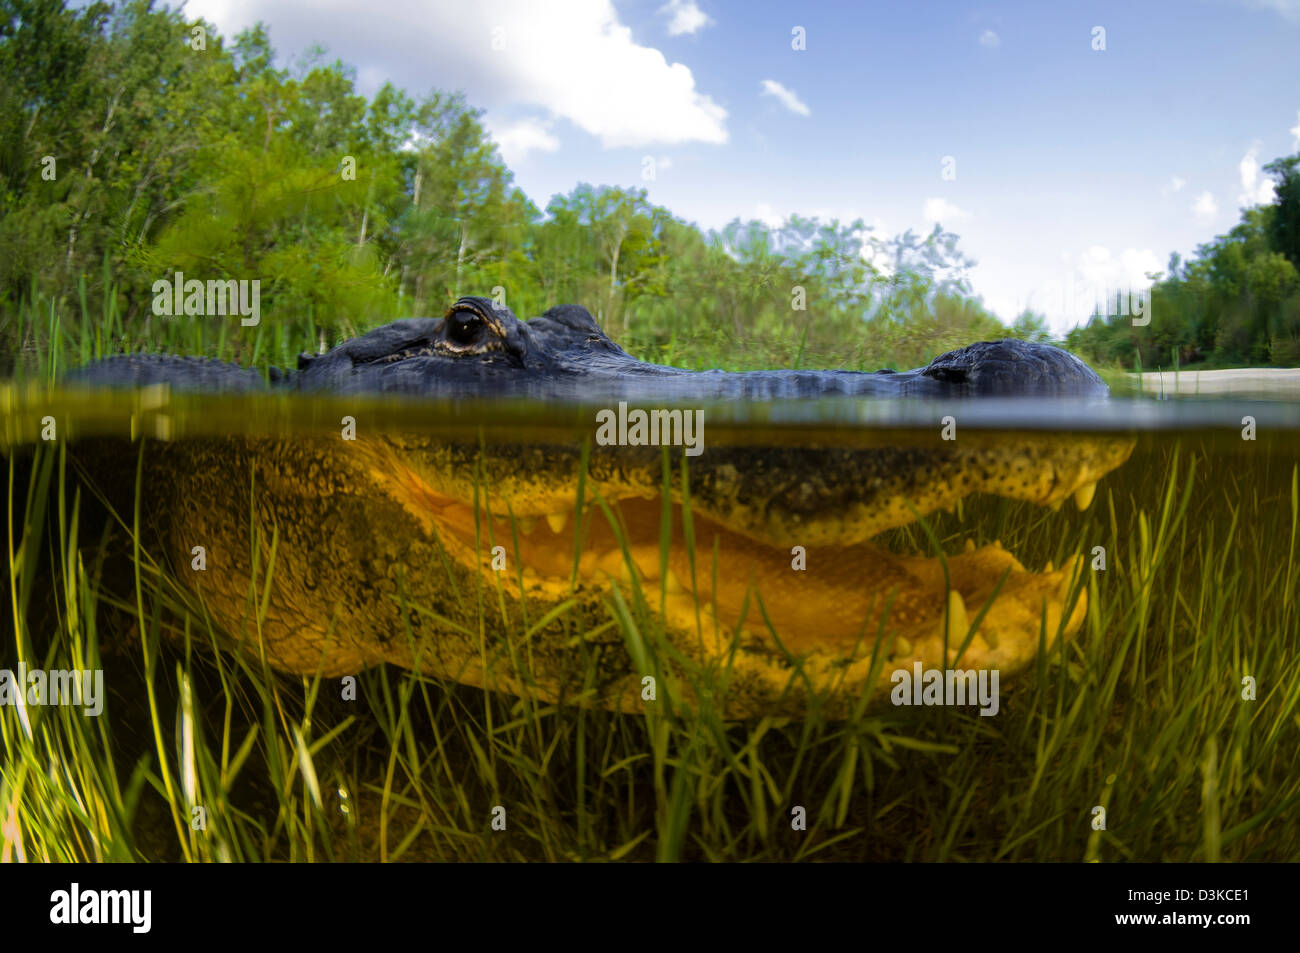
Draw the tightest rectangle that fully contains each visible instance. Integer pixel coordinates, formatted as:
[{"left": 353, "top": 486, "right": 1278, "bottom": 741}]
[
  {"left": 126, "top": 428, "right": 1133, "bottom": 718},
  {"left": 70, "top": 296, "right": 1112, "bottom": 400}
]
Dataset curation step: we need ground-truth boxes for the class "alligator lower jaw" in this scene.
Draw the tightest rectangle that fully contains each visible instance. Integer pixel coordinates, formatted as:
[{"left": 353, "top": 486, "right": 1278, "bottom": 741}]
[{"left": 386, "top": 466, "right": 1090, "bottom": 708}]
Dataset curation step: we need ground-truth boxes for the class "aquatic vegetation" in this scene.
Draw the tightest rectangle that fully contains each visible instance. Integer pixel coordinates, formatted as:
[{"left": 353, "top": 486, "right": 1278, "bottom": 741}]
[{"left": 3, "top": 400, "right": 1297, "bottom": 861}]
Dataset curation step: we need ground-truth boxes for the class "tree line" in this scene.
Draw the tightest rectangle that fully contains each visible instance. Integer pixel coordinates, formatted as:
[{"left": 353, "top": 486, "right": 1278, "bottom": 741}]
[
  {"left": 1068, "top": 165, "right": 1300, "bottom": 368},
  {"left": 2, "top": 0, "right": 1296, "bottom": 377},
  {"left": 0, "top": 0, "right": 1052, "bottom": 375}
]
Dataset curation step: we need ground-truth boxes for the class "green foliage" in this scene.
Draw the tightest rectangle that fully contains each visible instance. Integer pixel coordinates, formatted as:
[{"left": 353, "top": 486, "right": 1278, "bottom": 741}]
[
  {"left": 1069, "top": 164, "right": 1300, "bottom": 369},
  {"left": 7, "top": 2, "right": 1299, "bottom": 377},
  {"left": 1264, "top": 155, "right": 1300, "bottom": 270},
  {"left": 0, "top": 0, "right": 1047, "bottom": 379}
]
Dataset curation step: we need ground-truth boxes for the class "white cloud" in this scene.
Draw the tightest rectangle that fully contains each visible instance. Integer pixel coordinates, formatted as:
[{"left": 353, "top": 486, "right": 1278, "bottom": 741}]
[
  {"left": 1237, "top": 0, "right": 1300, "bottom": 20},
  {"left": 482, "top": 115, "right": 560, "bottom": 164},
  {"left": 1162, "top": 175, "right": 1186, "bottom": 195},
  {"left": 1020, "top": 246, "right": 1162, "bottom": 328},
  {"left": 657, "top": 156, "right": 674, "bottom": 171},
  {"left": 753, "top": 202, "right": 783, "bottom": 228},
  {"left": 862, "top": 224, "right": 895, "bottom": 277},
  {"left": 1238, "top": 146, "right": 1277, "bottom": 207},
  {"left": 759, "top": 79, "right": 811, "bottom": 117},
  {"left": 1193, "top": 190, "right": 1219, "bottom": 221},
  {"left": 184, "top": 0, "right": 728, "bottom": 149},
  {"left": 1291, "top": 109, "right": 1300, "bottom": 147},
  {"left": 661, "top": 0, "right": 712, "bottom": 36},
  {"left": 978, "top": 30, "right": 1000, "bottom": 48},
  {"left": 1076, "top": 246, "right": 1162, "bottom": 290},
  {"left": 922, "top": 197, "right": 970, "bottom": 224}
]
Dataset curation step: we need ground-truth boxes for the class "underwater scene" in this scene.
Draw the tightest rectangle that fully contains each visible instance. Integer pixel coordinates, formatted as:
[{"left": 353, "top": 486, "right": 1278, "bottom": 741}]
[{"left": 3, "top": 390, "right": 1297, "bottom": 861}]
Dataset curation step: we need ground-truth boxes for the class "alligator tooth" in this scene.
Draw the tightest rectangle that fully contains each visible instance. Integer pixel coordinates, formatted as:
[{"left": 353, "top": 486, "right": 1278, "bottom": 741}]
[
  {"left": 516, "top": 517, "right": 538, "bottom": 534},
  {"left": 546, "top": 512, "right": 569, "bottom": 533},
  {"left": 945, "top": 590, "right": 969, "bottom": 642},
  {"left": 665, "top": 570, "right": 685, "bottom": 594},
  {"left": 1048, "top": 498, "right": 1064, "bottom": 512},
  {"left": 628, "top": 545, "right": 661, "bottom": 580},
  {"left": 1057, "top": 555, "right": 1083, "bottom": 601},
  {"left": 599, "top": 550, "right": 637, "bottom": 581},
  {"left": 1073, "top": 481, "right": 1097, "bottom": 511},
  {"left": 1044, "top": 559, "right": 1055, "bottom": 573},
  {"left": 963, "top": 538, "right": 976, "bottom": 553},
  {"left": 892, "top": 636, "right": 913, "bottom": 658}
]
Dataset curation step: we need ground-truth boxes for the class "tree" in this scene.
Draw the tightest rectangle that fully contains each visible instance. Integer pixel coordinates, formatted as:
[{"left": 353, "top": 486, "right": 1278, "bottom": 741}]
[
  {"left": 1263, "top": 155, "right": 1300, "bottom": 270},
  {"left": 396, "top": 93, "right": 522, "bottom": 314},
  {"left": 546, "top": 185, "right": 663, "bottom": 329}
]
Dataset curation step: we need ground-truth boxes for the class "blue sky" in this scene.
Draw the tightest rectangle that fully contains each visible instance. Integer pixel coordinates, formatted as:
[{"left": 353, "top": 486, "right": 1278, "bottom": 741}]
[{"left": 185, "top": 0, "right": 1300, "bottom": 332}]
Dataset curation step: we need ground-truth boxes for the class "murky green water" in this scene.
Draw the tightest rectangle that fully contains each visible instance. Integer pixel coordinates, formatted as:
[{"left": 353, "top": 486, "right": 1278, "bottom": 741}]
[
  {"left": 3, "top": 384, "right": 1298, "bottom": 860},
  {"left": 7, "top": 381, "right": 1300, "bottom": 445}
]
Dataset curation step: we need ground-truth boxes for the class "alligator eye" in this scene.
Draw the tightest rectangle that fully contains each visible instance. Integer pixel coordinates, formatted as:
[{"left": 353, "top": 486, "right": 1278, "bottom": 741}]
[{"left": 448, "top": 311, "right": 483, "bottom": 345}]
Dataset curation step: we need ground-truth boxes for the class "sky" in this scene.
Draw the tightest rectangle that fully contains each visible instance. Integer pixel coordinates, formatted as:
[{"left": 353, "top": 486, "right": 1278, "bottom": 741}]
[{"left": 181, "top": 0, "right": 1300, "bottom": 333}]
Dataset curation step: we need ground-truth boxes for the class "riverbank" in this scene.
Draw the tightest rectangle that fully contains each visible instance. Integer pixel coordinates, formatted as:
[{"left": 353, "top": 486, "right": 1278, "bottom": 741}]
[{"left": 1131, "top": 367, "right": 1300, "bottom": 397}]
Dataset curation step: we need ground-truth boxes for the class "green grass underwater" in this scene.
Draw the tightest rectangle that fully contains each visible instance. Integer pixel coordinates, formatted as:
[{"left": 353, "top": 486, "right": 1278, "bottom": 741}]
[{"left": 3, "top": 422, "right": 1298, "bottom": 863}]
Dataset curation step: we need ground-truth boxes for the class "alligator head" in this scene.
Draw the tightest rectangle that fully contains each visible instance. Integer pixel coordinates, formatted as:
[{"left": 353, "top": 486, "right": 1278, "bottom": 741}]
[
  {"left": 287, "top": 296, "right": 1113, "bottom": 400},
  {"left": 69, "top": 297, "right": 1133, "bottom": 718}
]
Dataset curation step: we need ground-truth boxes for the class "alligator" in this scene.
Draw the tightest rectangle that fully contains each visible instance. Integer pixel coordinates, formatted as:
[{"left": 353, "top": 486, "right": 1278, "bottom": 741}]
[{"left": 68, "top": 296, "right": 1134, "bottom": 718}]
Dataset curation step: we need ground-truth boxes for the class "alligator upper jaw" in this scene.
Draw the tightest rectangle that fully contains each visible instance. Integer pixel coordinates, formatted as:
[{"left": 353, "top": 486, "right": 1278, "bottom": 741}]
[
  {"left": 368, "top": 434, "right": 1133, "bottom": 694},
  {"left": 384, "top": 476, "right": 1089, "bottom": 644}
]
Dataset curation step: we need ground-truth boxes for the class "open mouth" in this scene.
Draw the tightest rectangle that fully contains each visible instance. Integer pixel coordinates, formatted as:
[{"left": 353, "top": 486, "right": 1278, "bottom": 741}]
[{"left": 372, "top": 433, "right": 1135, "bottom": 703}]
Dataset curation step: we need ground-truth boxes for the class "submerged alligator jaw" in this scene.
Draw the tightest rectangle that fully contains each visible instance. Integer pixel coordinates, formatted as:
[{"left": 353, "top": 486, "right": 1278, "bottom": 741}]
[
  {"left": 67, "top": 296, "right": 1132, "bottom": 718},
  {"left": 386, "top": 432, "right": 1131, "bottom": 714},
  {"left": 109, "top": 428, "right": 1133, "bottom": 719}
]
